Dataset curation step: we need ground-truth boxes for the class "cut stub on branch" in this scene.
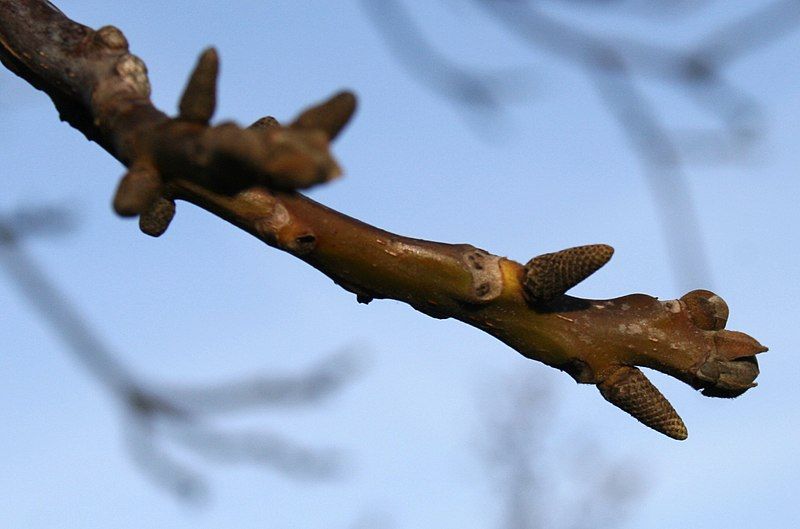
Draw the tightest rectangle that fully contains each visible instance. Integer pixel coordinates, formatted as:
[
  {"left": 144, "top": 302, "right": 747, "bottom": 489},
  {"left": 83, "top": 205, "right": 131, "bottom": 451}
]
[{"left": 522, "top": 244, "right": 614, "bottom": 302}]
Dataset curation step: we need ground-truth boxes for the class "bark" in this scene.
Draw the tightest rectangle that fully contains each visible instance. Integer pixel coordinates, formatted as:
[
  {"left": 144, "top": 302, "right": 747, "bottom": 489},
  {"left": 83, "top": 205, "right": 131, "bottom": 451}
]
[{"left": 0, "top": 0, "right": 767, "bottom": 440}]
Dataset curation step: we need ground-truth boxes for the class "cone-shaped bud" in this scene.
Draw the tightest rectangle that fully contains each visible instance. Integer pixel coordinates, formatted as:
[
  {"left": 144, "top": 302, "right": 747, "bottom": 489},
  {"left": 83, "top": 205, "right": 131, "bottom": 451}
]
[
  {"left": 523, "top": 244, "right": 614, "bottom": 302},
  {"left": 291, "top": 91, "right": 357, "bottom": 141},
  {"left": 139, "top": 197, "right": 176, "bottom": 237},
  {"left": 178, "top": 48, "right": 219, "bottom": 123},
  {"left": 681, "top": 289, "right": 729, "bottom": 330},
  {"left": 597, "top": 366, "right": 688, "bottom": 440},
  {"left": 113, "top": 164, "right": 161, "bottom": 217}
]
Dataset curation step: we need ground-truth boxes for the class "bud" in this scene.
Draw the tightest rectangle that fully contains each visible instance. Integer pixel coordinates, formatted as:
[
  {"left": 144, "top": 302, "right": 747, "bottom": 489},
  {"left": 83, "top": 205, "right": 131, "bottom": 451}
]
[
  {"left": 598, "top": 366, "right": 688, "bottom": 440},
  {"left": 523, "top": 244, "right": 613, "bottom": 302}
]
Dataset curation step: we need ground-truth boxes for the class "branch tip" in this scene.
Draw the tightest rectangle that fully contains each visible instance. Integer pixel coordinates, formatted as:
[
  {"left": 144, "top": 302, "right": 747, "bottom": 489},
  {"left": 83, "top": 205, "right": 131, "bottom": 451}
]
[
  {"left": 523, "top": 244, "right": 614, "bottom": 302},
  {"left": 178, "top": 47, "right": 219, "bottom": 124},
  {"left": 597, "top": 366, "right": 688, "bottom": 441}
]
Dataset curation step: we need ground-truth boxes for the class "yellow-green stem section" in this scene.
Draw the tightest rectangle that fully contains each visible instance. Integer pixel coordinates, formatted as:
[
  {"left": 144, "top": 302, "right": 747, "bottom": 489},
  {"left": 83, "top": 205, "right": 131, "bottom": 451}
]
[{"left": 172, "top": 181, "right": 712, "bottom": 385}]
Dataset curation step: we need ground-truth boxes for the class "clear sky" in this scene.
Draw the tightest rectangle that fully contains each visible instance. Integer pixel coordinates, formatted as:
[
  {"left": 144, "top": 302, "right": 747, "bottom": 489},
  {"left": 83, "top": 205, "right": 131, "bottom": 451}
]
[{"left": 1, "top": 1, "right": 798, "bottom": 528}]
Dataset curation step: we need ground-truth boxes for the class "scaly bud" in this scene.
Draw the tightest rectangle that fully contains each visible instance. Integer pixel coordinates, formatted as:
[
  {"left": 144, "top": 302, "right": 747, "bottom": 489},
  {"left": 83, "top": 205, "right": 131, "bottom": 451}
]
[
  {"left": 713, "top": 330, "right": 768, "bottom": 361},
  {"left": 523, "top": 244, "right": 613, "bottom": 302},
  {"left": 697, "top": 356, "right": 759, "bottom": 398},
  {"left": 598, "top": 366, "right": 688, "bottom": 440},
  {"left": 139, "top": 197, "right": 176, "bottom": 237}
]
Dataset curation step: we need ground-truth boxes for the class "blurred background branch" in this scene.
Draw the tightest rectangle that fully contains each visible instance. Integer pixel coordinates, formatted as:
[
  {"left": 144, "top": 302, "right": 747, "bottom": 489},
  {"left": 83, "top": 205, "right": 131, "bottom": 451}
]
[
  {"left": 360, "top": 0, "right": 800, "bottom": 288},
  {"left": 478, "top": 372, "right": 644, "bottom": 529},
  {"left": 0, "top": 205, "right": 362, "bottom": 500}
]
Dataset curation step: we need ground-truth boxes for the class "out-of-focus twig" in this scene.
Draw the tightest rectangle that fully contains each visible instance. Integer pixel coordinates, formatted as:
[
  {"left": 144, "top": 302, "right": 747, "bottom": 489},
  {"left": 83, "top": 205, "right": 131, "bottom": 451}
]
[
  {"left": 692, "top": 0, "right": 800, "bottom": 66},
  {"left": 0, "top": 0, "right": 767, "bottom": 440},
  {"left": 543, "top": 0, "right": 712, "bottom": 20},
  {"left": 358, "top": 0, "right": 537, "bottom": 127},
  {"left": 0, "top": 206, "right": 361, "bottom": 499},
  {"left": 588, "top": 58, "right": 710, "bottom": 289},
  {"left": 163, "top": 351, "right": 361, "bottom": 414},
  {"left": 479, "top": 372, "right": 643, "bottom": 529},
  {"left": 480, "top": 374, "right": 552, "bottom": 529},
  {"left": 361, "top": 0, "right": 800, "bottom": 287}
]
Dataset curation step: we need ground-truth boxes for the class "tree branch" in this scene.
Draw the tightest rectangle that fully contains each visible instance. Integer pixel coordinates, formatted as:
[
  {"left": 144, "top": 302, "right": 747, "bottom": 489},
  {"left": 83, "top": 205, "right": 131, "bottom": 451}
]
[
  {"left": 0, "top": 205, "right": 359, "bottom": 498},
  {"left": 0, "top": 0, "right": 767, "bottom": 440}
]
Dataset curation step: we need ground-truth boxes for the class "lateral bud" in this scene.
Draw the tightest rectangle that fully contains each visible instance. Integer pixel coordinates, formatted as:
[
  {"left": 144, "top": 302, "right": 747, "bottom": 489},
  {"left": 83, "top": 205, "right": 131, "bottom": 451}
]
[
  {"left": 523, "top": 244, "right": 613, "bottom": 302},
  {"left": 291, "top": 91, "right": 357, "bottom": 141},
  {"left": 178, "top": 47, "right": 219, "bottom": 123},
  {"left": 139, "top": 197, "right": 176, "bottom": 237},
  {"left": 113, "top": 163, "right": 161, "bottom": 217},
  {"left": 597, "top": 366, "right": 688, "bottom": 440},
  {"left": 93, "top": 26, "right": 128, "bottom": 50},
  {"left": 681, "top": 289, "right": 729, "bottom": 331}
]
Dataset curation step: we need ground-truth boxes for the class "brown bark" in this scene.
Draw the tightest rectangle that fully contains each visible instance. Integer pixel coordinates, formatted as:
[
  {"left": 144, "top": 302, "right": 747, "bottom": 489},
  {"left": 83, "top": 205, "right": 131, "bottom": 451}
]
[{"left": 0, "top": 0, "right": 767, "bottom": 440}]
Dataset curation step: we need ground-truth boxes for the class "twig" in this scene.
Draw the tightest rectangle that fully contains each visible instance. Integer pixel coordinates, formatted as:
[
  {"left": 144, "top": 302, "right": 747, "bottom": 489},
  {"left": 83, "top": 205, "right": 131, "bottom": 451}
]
[
  {"left": 0, "top": 0, "right": 767, "bottom": 439},
  {"left": 0, "top": 206, "right": 359, "bottom": 497}
]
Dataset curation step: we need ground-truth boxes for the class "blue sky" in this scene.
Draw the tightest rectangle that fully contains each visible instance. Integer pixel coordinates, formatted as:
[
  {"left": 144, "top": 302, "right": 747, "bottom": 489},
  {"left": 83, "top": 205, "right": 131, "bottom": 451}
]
[{"left": 1, "top": 1, "right": 799, "bottom": 528}]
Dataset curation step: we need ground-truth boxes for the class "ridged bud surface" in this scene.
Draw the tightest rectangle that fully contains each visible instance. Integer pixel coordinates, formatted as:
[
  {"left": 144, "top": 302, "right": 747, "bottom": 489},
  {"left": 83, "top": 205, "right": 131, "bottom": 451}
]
[
  {"left": 523, "top": 244, "right": 613, "bottom": 302},
  {"left": 139, "top": 197, "right": 176, "bottom": 237},
  {"left": 598, "top": 366, "right": 688, "bottom": 440}
]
